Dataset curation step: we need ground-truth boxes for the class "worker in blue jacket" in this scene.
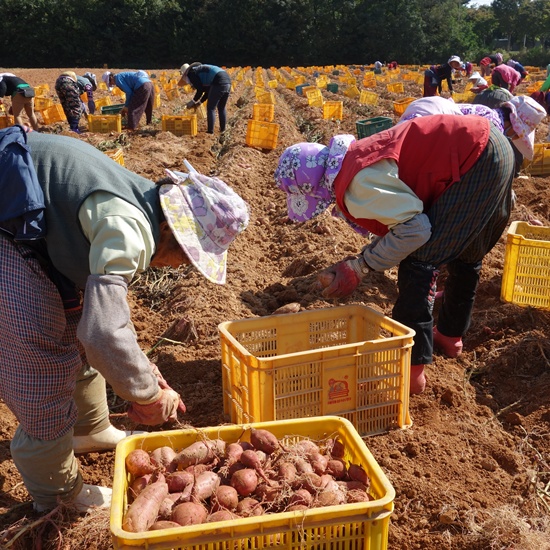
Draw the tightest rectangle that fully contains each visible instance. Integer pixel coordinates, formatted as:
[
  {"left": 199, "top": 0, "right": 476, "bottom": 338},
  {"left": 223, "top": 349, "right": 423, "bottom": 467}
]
[{"left": 178, "top": 62, "right": 232, "bottom": 134}]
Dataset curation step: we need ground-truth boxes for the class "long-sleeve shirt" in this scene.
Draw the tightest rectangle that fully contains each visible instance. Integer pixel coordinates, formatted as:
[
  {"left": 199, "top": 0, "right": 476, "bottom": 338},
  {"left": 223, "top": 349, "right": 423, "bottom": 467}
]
[{"left": 114, "top": 71, "right": 151, "bottom": 106}]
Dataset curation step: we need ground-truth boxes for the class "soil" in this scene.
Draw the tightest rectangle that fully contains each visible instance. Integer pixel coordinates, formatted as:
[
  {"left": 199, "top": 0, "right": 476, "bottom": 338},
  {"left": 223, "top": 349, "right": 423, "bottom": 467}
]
[{"left": 1, "top": 67, "right": 549, "bottom": 550}]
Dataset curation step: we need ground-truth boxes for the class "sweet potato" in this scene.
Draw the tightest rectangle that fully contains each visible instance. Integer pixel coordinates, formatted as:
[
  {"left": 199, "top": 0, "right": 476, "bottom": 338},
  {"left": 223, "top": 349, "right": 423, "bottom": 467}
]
[
  {"left": 325, "top": 458, "right": 347, "bottom": 480},
  {"left": 174, "top": 439, "right": 226, "bottom": 469},
  {"left": 239, "top": 449, "right": 271, "bottom": 483},
  {"left": 157, "top": 496, "right": 175, "bottom": 520},
  {"left": 348, "top": 463, "right": 369, "bottom": 486},
  {"left": 231, "top": 468, "right": 258, "bottom": 497},
  {"left": 276, "top": 461, "right": 297, "bottom": 485},
  {"left": 250, "top": 429, "right": 279, "bottom": 455},
  {"left": 288, "top": 488, "right": 313, "bottom": 507},
  {"left": 191, "top": 470, "right": 220, "bottom": 502},
  {"left": 171, "top": 501, "right": 208, "bottom": 526},
  {"left": 122, "top": 480, "right": 169, "bottom": 533},
  {"left": 309, "top": 452, "right": 329, "bottom": 475},
  {"left": 125, "top": 449, "right": 156, "bottom": 477},
  {"left": 149, "top": 520, "right": 181, "bottom": 530},
  {"left": 207, "top": 509, "right": 236, "bottom": 523},
  {"left": 150, "top": 446, "right": 178, "bottom": 473},
  {"left": 166, "top": 471, "right": 194, "bottom": 493},
  {"left": 236, "top": 497, "right": 263, "bottom": 517},
  {"left": 211, "top": 485, "right": 239, "bottom": 511},
  {"left": 293, "top": 457, "right": 313, "bottom": 475}
]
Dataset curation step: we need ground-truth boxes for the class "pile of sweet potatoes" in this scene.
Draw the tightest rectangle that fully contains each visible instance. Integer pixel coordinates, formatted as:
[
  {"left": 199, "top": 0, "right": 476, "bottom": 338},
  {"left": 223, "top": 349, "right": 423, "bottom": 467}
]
[{"left": 122, "top": 428, "right": 373, "bottom": 533}]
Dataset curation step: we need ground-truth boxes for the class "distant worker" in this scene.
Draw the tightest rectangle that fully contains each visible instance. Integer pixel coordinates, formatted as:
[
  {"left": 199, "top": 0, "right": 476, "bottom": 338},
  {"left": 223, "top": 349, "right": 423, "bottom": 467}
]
[
  {"left": 423, "top": 56, "right": 463, "bottom": 97},
  {"left": 102, "top": 71, "right": 155, "bottom": 131},
  {"left": 374, "top": 61, "right": 383, "bottom": 74},
  {"left": 467, "top": 72, "right": 489, "bottom": 94},
  {"left": 479, "top": 52, "right": 503, "bottom": 77},
  {"left": 0, "top": 73, "right": 39, "bottom": 131},
  {"left": 506, "top": 59, "right": 528, "bottom": 83},
  {"left": 177, "top": 62, "right": 232, "bottom": 134},
  {"left": 491, "top": 64, "right": 522, "bottom": 94}
]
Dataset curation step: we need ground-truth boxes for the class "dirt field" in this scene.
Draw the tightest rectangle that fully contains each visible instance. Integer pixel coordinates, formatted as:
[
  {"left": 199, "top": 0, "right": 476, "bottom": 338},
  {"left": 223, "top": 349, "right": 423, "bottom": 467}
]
[{"left": 1, "top": 66, "right": 549, "bottom": 549}]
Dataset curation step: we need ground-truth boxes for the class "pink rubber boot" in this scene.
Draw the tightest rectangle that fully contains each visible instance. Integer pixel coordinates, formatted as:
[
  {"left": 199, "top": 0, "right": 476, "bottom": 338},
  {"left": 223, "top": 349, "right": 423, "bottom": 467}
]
[
  {"left": 433, "top": 327, "right": 463, "bottom": 358},
  {"left": 409, "top": 364, "right": 426, "bottom": 395}
]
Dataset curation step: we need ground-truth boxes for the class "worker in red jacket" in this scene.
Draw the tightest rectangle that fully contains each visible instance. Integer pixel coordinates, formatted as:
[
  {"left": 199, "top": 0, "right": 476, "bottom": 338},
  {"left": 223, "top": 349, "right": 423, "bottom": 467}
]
[{"left": 275, "top": 115, "right": 515, "bottom": 395}]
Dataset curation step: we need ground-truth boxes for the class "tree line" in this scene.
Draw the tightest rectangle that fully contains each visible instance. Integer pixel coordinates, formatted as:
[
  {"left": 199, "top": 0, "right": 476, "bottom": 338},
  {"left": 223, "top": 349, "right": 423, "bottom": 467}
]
[{"left": 1, "top": 0, "right": 549, "bottom": 70}]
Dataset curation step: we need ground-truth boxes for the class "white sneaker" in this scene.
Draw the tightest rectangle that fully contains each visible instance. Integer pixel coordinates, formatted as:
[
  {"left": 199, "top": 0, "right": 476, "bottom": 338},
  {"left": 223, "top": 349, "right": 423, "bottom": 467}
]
[
  {"left": 32, "top": 484, "right": 112, "bottom": 513},
  {"left": 72, "top": 484, "right": 112, "bottom": 512},
  {"left": 73, "top": 425, "right": 146, "bottom": 453}
]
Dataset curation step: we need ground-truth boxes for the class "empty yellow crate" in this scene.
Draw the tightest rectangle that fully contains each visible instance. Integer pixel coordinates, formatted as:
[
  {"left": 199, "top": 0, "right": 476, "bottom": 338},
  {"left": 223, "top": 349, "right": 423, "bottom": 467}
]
[
  {"left": 323, "top": 100, "right": 343, "bottom": 120},
  {"left": 104, "top": 148, "right": 124, "bottom": 166},
  {"left": 34, "top": 97, "right": 54, "bottom": 111},
  {"left": 344, "top": 85, "right": 360, "bottom": 98},
  {"left": 268, "top": 79, "right": 278, "bottom": 88},
  {"left": 245, "top": 119, "right": 279, "bottom": 149},
  {"left": 220, "top": 304, "right": 414, "bottom": 436},
  {"left": 87, "top": 114, "right": 122, "bottom": 133},
  {"left": 386, "top": 82, "right": 404, "bottom": 93},
  {"left": 501, "top": 221, "right": 550, "bottom": 309},
  {"left": 363, "top": 76, "right": 377, "bottom": 88},
  {"left": 306, "top": 88, "right": 323, "bottom": 107},
  {"left": 393, "top": 97, "right": 415, "bottom": 115},
  {"left": 189, "top": 103, "right": 206, "bottom": 120},
  {"left": 452, "top": 91, "right": 476, "bottom": 103},
  {"left": 41, "top": 104, "right": 66, "bottom": 124},
  {"left": 522, "top": 142, "right": 550, "bottom": 176},
  {"left": 359, "top": 90, "right": 379, "bottom": 106},
  {"left": 256, "top": 90, "right": 275, "bottom": 104},
  {"left": 93, "top": 96, "right": 112, "bottom": 109},
  {"left": 111, "top": 417, "right": 395, "bottom": 550},
  {"left": 34, "top": 84, "right": 50, "bottom": 96},
  {"left": 161, "top": 114, "right": 198, "bottom": 136},
  {"left": 165, "top": 87, "right": 180, "bottom": 100},
  {"left": 252, "top": 103, "right": 275, "bottom": 122}
]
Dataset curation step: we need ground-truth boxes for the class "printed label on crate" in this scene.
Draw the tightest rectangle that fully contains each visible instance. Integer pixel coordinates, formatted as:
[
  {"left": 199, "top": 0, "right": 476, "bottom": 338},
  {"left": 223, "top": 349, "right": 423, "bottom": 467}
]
[{"left": 323, "top": 367, "right": 356, "bottom": 413}]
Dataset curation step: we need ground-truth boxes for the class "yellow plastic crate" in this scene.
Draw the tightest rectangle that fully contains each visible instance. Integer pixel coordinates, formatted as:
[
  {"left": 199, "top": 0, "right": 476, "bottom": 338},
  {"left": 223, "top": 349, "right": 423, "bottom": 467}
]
[
  {"left": 104, "top": 148, "right": 125, "bottom": 166},
  {"left": 87, "top": 114, "right": 122, "bottom": 133},
  {"left": 165, "top": 87, "right": 180, "bottom": 101},
  {"left": 452, "top": 91, "right": 476, "bottom": 103},
  {"left": 154, "top": 93, "right": 161, "bottom": 108},
  {"left": 363, "top": 76, "right": 377, "bottom": 88},
  {"left": 252, "top": 103, "right": 275, "bottom": 122},
  {"left": 34, "top": 97, "right": 54, "bottom": 111},
  {"left": 386, "top": 82, "right": 404, "bottom": 94},
  {"left": 522, "top": 142, "right": 550, "bottom": 176},
  {"left": 93, "top": 96, "right": 112, "bottom": 110},
  {"left": 306, "top": 88, "right": 323, "bottom": 107},
  {"left": 359, "top": 90, "right": 379, "bottom": 106},
  {"left": 41, "top": 104, "right": 66, "bottom": 124},
  {"left": 344, "top": 85, "right": 360, "bottom": 98},
  {"left": 268, "top": 79, "right": 278, "bottom": 88},
  {"left": 0, "top": 114, "right": 15, "bottom": 128},
  {"left": 256, "top": 90, "right": 275, "bottom": 104},
  {"left": 393, "top": 97, "right": 415, "bottom": 116},
  {"left": 501, "top": 221, "right": 550, "bottom": 309},
  {"left": 111, "top": 417, "right": 395, "bottom": 550},
  {"left": 245, "top": 119, "right": 279, "bottom": 150},
  {"left": 189, "top": 103, "right": 206, "bottom": 120},
  {"left": 34, "top": 84, "right": 50, "bottom": 96},
  {"left": 161, "top": 114, "right": 198, "bottom": 136},
  {"left": 220, "top": 304, "right": 414, "bottom": 436},
  {"left": 322, "top": 100, "right": 343, "bottom": 120}
]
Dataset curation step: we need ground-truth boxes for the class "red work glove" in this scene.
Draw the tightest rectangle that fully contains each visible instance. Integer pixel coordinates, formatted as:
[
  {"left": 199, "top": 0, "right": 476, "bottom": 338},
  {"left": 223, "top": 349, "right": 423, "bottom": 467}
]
[
  {"left": 127, "top": 388, "right": 181, "bottom": 426},
  {"left": 317, "top": 256, "right": 371, "bottom": 299},
  {"left": 149, "top": 362, "right": 186, "bottom": 414}
]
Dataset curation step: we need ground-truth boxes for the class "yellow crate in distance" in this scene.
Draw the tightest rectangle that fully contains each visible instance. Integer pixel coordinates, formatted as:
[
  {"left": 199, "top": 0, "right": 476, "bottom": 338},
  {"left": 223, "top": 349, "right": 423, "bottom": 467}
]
[
  {"left": 245, "top": 119, "right": 279, "bottom": 149},
  {"left": 161, "top": 114, "right": 197, "bottom": 136},
  {"left": 0, "top": 114, "right": 15, "bottom": 129},
  {"left": 252, "top": 103, "right": 275, "bottom": 122},
  {"left": 359, "top": 90, "right": 379, "bottom": 106},
  {"left": 111, "top": 417, "right": 395, "bottom": 550},
  {"left": 306, "top": 88, "right": 323, "bottom": 107},
  {"left": 34, "top": 97, "right": 54, "bottom": 111},
  {"left": 220, "top": 304, "right": 414, "bottom": 436},
  {"left": 393, "top": 97, "right": 416, "bottom": 116},
  {"left": 386, "top": 82, "right": 404, "bottom": 94},
  {"left": 34, "top": 84, "right": 50, "bottom": 96},
  {"left": 87, "top": 114, "right": 122, "bottom": 133},
  {"left": 322, "top": 100, "right": 343, "bottom": 120},
  {"left": 501, "top": 221, "right": 550, "bottom": 309},
  {"left": 41, "top": 104, "right": 66, "bottom": 124},
  {"left": 344, "top": 85, "right": 360, "bottom": 98},
  {"left": 522, "top": 142, "right": 550, "bottom": 176},
  {"left": 104, "top": 148, "right": 124, "bottom": 166},
  {"left": 165, "top": 87, "right": 180, "bottom": 101},
  {"left": 93, "top": 96, "right": 112, "bottom": 110}
]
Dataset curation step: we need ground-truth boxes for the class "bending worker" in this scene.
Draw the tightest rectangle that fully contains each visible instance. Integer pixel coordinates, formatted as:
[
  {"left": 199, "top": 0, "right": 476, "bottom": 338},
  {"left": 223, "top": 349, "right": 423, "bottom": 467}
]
[
  {"left": 275, "top": 115, "right": 515, "bottom": 395},
  {"left": 0, "top": 126, "right": 249, "bottom": 512}
]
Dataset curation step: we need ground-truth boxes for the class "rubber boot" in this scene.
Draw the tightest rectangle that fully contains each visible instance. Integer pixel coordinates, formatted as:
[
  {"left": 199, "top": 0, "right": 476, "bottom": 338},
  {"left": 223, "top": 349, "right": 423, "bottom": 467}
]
[
  {"left": 433, "top": 327, "right": 463, "bottom": 358},
  {"left": 33, "top": 484, "right": 112, "bottom": 513},
  {"left": 410, "top": 364, "right": 426, "bottom": 395}
]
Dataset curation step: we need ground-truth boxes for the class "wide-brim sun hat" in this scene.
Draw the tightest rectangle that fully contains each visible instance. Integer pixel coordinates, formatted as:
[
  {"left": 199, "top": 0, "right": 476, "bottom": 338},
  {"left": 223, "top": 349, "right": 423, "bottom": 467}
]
[
  {"left": 274, "top": 134, "right": 355, "bottom": 222},
  {"left": 448, "top": 55, "right": 462, "bottom": 65},
  {"left": 468, "top": 71, "right": 482, "bottom": 81},
  {"left": 159, "top": 170, "right": 249, "bottom": 285},
  {"left": 504, "top": 95, "right": 547, "bottom": 160},
  {"left": 179, "top": 63, "right": 190, "bottom": 75}
]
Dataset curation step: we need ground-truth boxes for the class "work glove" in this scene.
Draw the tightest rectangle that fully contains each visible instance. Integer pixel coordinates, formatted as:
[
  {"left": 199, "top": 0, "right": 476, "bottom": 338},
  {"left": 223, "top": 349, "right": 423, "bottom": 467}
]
[
  {"left": 316, "top": 256, "right": 371, "bottom": 299},
  {"left": 127, "top": 388, "right": 181, "bottom": 426},
  {"left": 149, "top": 362, "right": 186, "bottom": 414},
  {"left": 186, "top": 100, "right": 198, "bottom": 109}
]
